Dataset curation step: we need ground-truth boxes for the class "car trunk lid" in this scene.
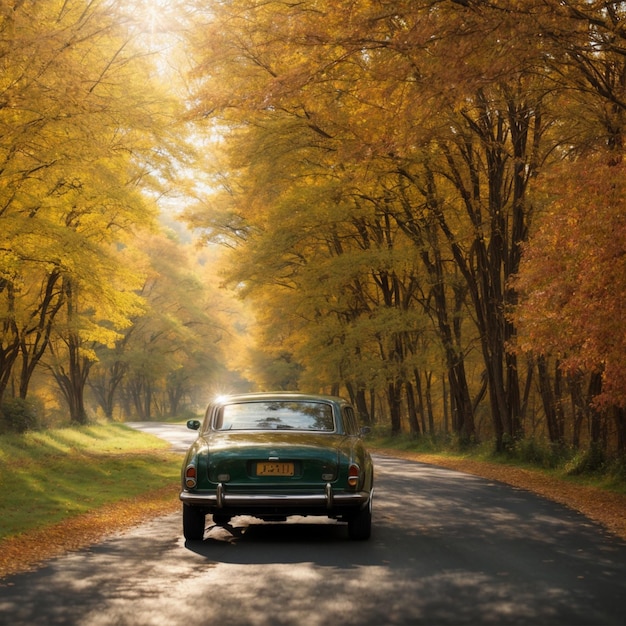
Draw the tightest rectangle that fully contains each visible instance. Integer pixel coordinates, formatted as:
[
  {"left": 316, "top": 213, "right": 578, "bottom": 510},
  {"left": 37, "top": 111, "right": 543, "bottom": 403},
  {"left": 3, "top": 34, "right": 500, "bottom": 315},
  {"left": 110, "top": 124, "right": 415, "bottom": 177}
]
[{"left": 206, "top": 431, "right": 345, "bottom": 486}]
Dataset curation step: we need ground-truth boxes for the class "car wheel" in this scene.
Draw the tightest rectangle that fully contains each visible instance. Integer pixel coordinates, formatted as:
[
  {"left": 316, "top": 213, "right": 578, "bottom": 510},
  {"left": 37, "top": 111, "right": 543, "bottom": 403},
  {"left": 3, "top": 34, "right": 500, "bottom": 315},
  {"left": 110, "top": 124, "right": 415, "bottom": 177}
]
[
  {"left": 183, "top": 504, "right": 206, "bottom": 541},
  {"left": 347, "top": 496, "right": 372, "bottom": 541}
]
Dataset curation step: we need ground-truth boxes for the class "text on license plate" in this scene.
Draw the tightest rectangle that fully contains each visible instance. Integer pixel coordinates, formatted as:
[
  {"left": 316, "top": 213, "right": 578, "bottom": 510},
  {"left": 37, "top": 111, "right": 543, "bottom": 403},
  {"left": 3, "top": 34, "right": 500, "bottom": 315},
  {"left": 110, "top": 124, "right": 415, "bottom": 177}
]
[{"left": 256, "top": 462, "right": 294, "bottom": 476}]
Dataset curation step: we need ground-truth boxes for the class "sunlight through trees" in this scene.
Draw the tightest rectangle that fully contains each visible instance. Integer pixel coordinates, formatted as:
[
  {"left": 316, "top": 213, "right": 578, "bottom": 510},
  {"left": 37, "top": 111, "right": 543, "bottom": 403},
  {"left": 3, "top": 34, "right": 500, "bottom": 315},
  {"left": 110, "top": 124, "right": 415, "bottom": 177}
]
[{"left": 1, "top": 0, "right": 625, "bottom": 462}]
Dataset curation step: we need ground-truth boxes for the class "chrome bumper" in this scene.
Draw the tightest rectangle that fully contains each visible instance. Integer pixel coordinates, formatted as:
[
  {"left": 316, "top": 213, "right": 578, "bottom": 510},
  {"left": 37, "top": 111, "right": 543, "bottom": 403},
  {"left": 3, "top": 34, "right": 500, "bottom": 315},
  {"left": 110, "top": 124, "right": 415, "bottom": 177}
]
[{"left": 180, "top": 483, "right": 370, "bottom": 510}]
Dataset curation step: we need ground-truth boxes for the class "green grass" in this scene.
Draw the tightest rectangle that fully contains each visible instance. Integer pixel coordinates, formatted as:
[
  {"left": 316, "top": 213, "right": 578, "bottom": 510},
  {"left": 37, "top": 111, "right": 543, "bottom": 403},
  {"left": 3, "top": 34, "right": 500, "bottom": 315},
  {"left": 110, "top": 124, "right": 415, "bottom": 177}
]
[{"left": 0, "top": 423, "right": 182, "bottom": 540}]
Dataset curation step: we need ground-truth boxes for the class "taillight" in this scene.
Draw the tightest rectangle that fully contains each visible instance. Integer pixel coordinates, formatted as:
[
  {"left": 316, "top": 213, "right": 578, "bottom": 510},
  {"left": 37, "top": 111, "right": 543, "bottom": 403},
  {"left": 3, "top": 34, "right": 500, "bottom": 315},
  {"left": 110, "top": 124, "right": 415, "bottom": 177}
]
[
  {"left": 348, "top": 464, "right": 360, "bottom": 488},
  {"left": 184, "top": 464, "right": 197, "bottom": 489}
]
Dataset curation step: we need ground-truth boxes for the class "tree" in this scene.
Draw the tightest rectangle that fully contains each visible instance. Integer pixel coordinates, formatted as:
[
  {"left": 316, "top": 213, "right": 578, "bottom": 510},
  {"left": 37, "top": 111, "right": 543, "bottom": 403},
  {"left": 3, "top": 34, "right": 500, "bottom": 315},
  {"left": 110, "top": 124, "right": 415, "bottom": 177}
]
[
  {"left": 47, "top": 243, "right": 145, "bottom": 424},
  {"left": 512, "top": 1, "right": 626, "bottom": 454},
  {"left": 183, "top": 0, "right": 626, "bottom": 455},
  {"left": 183, "top": 0, "right": 550, "bottom": 442},
  {"left": 513, "top": 155, "right": 626, "bottom": 448},
  {"left": 105, "top": 232, "right": 227, "bottom": 420},
  {"left": 0, "top": 0, "right": 190, "bottom": 421}
]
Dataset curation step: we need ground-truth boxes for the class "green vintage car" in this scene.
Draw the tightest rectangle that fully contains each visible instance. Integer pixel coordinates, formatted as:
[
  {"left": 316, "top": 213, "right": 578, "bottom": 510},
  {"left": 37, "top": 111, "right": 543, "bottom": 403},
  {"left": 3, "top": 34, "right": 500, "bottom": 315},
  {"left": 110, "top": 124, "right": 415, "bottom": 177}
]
[{"left": 180, "top": 392, "right": 374, "bottom": 541}]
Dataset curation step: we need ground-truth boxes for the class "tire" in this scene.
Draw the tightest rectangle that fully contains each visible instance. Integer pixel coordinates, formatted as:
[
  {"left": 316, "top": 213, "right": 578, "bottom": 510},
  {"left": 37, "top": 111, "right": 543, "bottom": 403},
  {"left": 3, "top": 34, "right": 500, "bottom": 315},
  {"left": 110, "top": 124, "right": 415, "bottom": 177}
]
[
  {"left": 347, "top": 495, "right": 372, "bottom": 541},
  {"left": 183, "top": 504, "right": 206, "bottom": 541}
]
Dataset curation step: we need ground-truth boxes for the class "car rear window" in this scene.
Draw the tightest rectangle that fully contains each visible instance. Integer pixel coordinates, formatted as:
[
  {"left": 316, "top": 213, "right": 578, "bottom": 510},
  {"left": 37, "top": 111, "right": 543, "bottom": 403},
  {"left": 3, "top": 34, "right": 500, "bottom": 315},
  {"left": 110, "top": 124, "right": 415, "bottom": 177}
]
[{"left": 215, "top": 401, "right": 335, "bottom": 431}]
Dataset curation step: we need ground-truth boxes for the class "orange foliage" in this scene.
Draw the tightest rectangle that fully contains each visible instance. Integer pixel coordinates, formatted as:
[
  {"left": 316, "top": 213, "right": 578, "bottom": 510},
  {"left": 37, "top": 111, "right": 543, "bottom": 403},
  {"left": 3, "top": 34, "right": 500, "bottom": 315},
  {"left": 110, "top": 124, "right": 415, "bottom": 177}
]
[{"left": 514, "top": 153, "right": 626, "bottom": 407}]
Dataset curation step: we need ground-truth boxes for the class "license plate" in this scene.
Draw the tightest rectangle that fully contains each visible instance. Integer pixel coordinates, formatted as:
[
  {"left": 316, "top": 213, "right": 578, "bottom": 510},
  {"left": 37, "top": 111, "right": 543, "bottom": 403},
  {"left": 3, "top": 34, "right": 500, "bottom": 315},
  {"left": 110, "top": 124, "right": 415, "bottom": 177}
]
[{"left": 256, "top": 462, "right": 294, "bottom": 476}]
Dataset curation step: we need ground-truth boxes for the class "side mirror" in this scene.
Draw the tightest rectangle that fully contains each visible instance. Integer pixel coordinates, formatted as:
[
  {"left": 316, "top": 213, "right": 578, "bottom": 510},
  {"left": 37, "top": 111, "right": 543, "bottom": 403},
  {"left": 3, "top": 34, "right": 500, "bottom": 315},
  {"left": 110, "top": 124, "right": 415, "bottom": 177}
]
[{"left": 187, "top": 419, "right": 201, "bottom": 431}]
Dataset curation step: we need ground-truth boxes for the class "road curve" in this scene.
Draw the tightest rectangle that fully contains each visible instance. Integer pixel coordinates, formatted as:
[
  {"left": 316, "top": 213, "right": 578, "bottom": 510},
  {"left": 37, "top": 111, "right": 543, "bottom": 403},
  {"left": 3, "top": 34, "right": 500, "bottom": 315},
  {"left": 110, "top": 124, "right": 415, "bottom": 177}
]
[{"left": 0, "top": 423, "right": 625, "bottom": 625}]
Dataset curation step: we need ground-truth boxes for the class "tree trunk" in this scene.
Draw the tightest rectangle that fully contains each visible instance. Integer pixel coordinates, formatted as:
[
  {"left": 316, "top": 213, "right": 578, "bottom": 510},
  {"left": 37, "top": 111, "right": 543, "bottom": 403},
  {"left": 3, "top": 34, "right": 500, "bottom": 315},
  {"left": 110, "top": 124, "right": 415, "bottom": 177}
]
[
  {"left": 442, "top": 377, "right": 449, "bottom": 434},
  {"left": 413, "top": 368, "right": 428, "bottom": 435},
  {"left": 614, "top": 407, "right": 626, "bottom": 454},
  {"left": 425, "top": 371, "right": 435, "bottom": 435},
  {"left": 387, "top": 381, "right": 402, "bottom": 435},
  {"left": 405, "top": 381, "right": 421, "bottom": 435},
  {"left": 588, "top": 372, "right": 603, "bottom": 448},
  {"left": 369, "top": 388, "right": 377, "bottom": 426},
  {"left": 536, "top": 356, "right": 565, "bottom": 446},
  {"left": 354, "top": 387, "right": 371, "bottom": 425}
]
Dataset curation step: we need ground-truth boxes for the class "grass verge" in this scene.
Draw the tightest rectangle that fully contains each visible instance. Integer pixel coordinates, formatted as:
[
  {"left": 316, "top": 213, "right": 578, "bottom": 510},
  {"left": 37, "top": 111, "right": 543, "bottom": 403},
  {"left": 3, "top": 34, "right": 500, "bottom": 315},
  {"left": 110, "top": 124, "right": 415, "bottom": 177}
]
[
  {"left": 0, "top": 423, "right": 182, "bottom": 541},
  {"left": 366, "top": 432, "right": 626, "bottom": 495}
]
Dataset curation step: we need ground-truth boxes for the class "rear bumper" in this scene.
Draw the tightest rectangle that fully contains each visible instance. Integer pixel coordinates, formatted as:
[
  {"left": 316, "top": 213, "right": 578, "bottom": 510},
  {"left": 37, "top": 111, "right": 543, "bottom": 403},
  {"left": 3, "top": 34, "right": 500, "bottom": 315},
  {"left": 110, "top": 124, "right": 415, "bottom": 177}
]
[{"left": 180, "top": 483, "right": 370, "bottom": 513}]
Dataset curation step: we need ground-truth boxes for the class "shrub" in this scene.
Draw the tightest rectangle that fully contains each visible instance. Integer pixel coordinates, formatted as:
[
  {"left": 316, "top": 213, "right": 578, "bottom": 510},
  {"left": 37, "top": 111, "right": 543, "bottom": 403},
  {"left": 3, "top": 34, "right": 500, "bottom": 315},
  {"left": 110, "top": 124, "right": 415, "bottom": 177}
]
[
  {"left": 566, "top": 444, "right": 606, "bottom": 476},
  {"left": 513, "top": 438, "right": 570, "bottom": 469},
  {"left": 605, "top": 455, "right": 626, "bottom": 483},
  {"left": 0, "top": 398, "right": 39, "bottom": 434}
]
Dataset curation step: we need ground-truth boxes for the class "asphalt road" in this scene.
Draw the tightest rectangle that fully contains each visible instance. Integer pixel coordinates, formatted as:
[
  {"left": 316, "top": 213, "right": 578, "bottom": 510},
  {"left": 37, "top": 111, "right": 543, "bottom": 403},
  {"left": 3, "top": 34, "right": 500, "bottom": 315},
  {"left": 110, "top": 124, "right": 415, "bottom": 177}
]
[{"left": 1, "top": 423, "right": 625, "bottom": 625}]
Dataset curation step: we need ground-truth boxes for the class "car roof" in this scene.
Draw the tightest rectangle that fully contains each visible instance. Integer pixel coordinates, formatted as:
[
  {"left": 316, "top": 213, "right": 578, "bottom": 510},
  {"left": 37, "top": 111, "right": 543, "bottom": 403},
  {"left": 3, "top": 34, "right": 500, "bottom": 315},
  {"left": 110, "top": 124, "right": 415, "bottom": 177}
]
[{"left": 211, "top": 392, "right": 350, "bottom": 406}]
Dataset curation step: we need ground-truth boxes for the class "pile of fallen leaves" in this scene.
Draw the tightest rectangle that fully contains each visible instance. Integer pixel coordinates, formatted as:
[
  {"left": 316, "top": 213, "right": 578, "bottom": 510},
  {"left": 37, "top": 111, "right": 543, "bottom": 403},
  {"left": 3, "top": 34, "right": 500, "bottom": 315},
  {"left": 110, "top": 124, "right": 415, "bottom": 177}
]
[{"left": 1, "top": 452, "right": 625, "bottom": 580}]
